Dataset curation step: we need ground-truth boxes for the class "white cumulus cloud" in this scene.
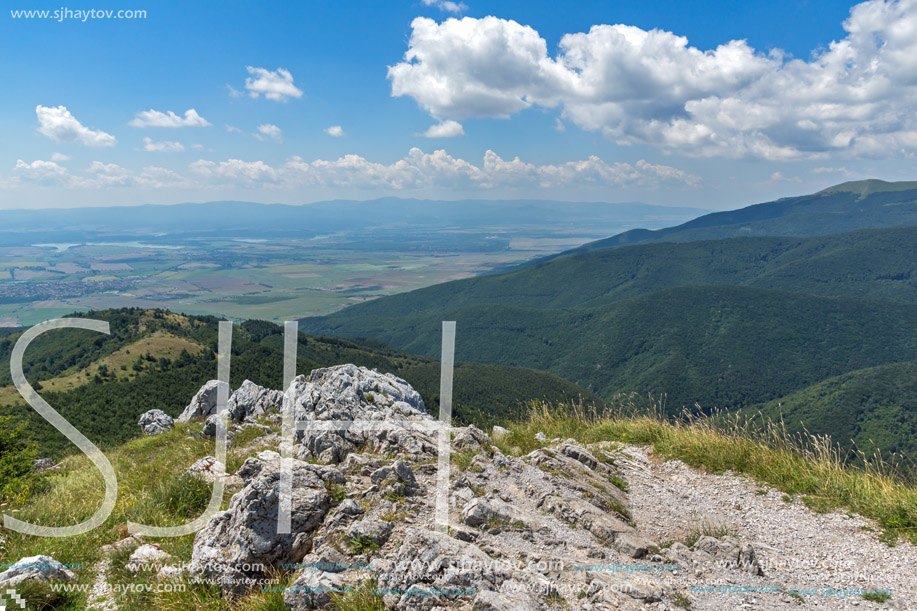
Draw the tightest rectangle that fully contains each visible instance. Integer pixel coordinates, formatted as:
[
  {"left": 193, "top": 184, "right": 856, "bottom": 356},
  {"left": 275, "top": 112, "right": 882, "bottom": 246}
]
[
  {"left": 244, "top": 66, "right": 304, "bottom": 102},
  {"left": 36, "top": 105, "right": 117, "bottom": 147},
  {"left": 140, "top": 137, "right": 185, "bottom": 152},
  {"left": 255, "top": 124, "right": 283, "bottom": 143},
  {"left": 324, "top": 125, "right": 345, "bottom": 137},
  {"left": 188, "top": 148, "right": 698, "bottom": 190},
  {"left": 189, "top": 158, "right": 279, "bottom": 186},
  {"left": 128, "top": 108, "right": 211, "bottom": 128},
  {"left": 50, "top": 152, "right": 71, "bottom": 162},
  {"left": 13, "top": 159, "right": 86, "bottom": 187},
  {"left": 11, "top": 159, "right": 183, "bottom": 189},
  {"left": 9, "top": 149, "right": 697, "bottom": 192},
  {"left": 421, "top": 120, "right": 465, "bottom": 137},
  {"left": 389, "top": 1, "right": 917, "bottom": 160}
]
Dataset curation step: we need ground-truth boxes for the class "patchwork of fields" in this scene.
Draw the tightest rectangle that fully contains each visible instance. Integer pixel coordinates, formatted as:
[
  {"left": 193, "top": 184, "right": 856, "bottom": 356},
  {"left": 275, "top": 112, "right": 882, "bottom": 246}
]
[{"left": 0, "top": 234, "right": 599, "bottom": 326}]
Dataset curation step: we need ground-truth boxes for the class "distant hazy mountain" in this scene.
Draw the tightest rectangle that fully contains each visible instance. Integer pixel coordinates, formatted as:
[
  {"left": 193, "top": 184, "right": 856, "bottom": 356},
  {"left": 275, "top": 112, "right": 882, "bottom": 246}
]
[
  {"left": 0, "top": 198, "right": 707, "bottom": 246},
  {"left": 547, "top": 179, "right": 917, "bottom": 260}
]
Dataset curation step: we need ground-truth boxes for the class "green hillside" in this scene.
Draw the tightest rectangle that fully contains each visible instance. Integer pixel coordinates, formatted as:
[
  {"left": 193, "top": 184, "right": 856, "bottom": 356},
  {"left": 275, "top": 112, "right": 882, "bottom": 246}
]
[
  {"left": 307, "top": 285, "right": 917, "bottom": 414},
  {"left": 0, "top": 309, "right": 598, "bottom": 458},
  {"left": 301, "top": 223, "right": 917, "bottom": 439},
  {"left": 741, "top": 360, "right": 917, "bottom": 460},
  {"left": 560, "top": 179, "right": 917, "bottom": 256},
  {"left": 302, "top": 226, "right": 917, "bottom": 329}
]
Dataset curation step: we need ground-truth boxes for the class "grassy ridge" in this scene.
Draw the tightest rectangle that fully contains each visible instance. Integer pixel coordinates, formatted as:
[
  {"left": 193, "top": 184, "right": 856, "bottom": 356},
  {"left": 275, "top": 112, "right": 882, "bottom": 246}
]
[
  {"left": 561, "top": 179, "right": 917, "bottom": 255},
  {"left": 495, "top": 400, "right": 917, "bottom": 544},
  {"left": 0, "top": 420, "right": 296, "bottom": 611}
]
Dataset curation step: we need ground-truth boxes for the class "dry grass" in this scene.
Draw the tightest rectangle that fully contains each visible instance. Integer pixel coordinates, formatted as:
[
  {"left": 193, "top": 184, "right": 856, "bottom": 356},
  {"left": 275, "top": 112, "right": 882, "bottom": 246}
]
[
  {"left": 0, "top": 331, "right": 204, "bottom": 406},
  {"left": 493, "top": 397, "right": 917, "bottom": 544}
]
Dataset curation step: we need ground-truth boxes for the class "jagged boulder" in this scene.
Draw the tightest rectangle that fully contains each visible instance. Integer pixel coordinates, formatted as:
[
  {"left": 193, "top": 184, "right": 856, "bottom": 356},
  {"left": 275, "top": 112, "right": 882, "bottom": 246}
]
[
  {"left": 491, "top": 425, "right": 509, "bottom": 440},
  {"left": 177, "top": 380, "right": 228, "bottom": 422},
  {"left": 201, "top": 413, "right": 224, "bottom": 438},
  {"left": 188, "top": 451, "right": 340, "bottom": 592},
  {"left": 185, "top": 456, "right": 240, "bottom": 485},
  {"left": 227, "top": 380, "right": 283, "bottom": 422},
  {"left": 307, "top": 364, "right": 425, "bottom": 413},
  {"left": 372, "top": 529, "right": 510, "bottom": 609},
  {"left": 346, "top": 519, "right": 393, "bottom": 548},
  {"left": 298, "top": 545, "right": 351, "bottom": 573},
  {"left": 0, "top": 555, "right": 75, "bottom": 587},
  {"left": 691, "top": 535, "right": 764, "bottom": 576},
  {"left": 452, "top": 425, "right": 491, "bottom": 452},
  {"left": 286, "top": 365, "right": 435, "bottom": 464},
  {"left": 126, "top": 544, "right": 171, "bottom": 572},
  {"left": 284, "top": 570, "right": 348, "bottom": 610},
  {"left": 138, "top": 409, "right": 174, "bottom": 435},
  {"left": 462, "top": 498, "right": 497, "bottom": 527}
]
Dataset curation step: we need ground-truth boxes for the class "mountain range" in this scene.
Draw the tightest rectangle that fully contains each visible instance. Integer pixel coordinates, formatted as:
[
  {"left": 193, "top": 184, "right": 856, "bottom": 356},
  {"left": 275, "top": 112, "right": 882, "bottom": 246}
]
[
  {"left": 301, "top": 180, "right": 917, "bottom": 461},
  {"left": 0, "top": 198, "right": 706, "bottom": 246}
]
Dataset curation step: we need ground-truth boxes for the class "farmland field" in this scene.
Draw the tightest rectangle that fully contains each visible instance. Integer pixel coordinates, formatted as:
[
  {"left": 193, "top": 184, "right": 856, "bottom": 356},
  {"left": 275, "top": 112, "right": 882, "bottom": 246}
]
[
  {"left": 0, "top": 233, "right": 607, "bottom": 326},
  {"left": 0, "top": 199, "right": 706, "bottom": 326}
]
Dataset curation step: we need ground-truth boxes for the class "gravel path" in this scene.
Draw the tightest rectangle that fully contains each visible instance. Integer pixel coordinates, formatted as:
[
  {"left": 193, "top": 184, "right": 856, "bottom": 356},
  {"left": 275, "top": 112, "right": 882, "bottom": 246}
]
[
  {"left": 85, "top": 558, "right": 116, "bottom": 610},
  {"left": 618, "top": 444, "right": 917, "bottom": 610}
]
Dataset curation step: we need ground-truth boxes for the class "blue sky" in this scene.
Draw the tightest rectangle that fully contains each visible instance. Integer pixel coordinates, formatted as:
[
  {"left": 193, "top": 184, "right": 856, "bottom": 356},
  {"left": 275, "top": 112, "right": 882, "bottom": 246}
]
[{"left": 2, "top": 0, "right": 916, "bottom": 209}]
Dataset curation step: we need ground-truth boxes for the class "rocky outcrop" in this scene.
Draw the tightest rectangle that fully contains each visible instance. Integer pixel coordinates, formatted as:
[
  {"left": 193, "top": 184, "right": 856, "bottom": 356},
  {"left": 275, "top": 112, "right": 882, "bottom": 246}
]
[
  {"left": 177, "top": 364, "right": 775, "bottom": 608},
  {"left": 125, "top": 544, "right": 172, "bottom": 572},
  {"left": 185, "top": 455, "right": 242, "bottom": 487},
  {"left": 188, "top": 451, "right": 340, "bottom": 592},
  {"left": 138, "top": 409, "right": 174, "bottom": 435},
  {"left": 177, "top": 380, "right": 227, "bottom": 422},
  {"left": 227, "top": 380, "right": 284, "bottom": 422},
  {"left": 373, "top": 529, "right": 510, "bottom": 609},
  {"left": 284, "top": 365, "right": 435, "bottom": 464},
  {"left": 0, "top": 555, "right": 75, "bottom": 587}
]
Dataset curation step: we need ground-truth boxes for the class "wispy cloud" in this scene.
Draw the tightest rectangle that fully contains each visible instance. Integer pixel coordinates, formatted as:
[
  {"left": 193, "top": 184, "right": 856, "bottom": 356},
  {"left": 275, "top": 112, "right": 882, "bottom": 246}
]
[
  {"left": 140, "top": 137, "right": 185, "bottom": 152},
  {"left": 255, "top": 123, "right": 283, "bottom": 143},
  {"left": 9, "top": 149, "right": 699, "bottom": 192},
  {"left": 422, "top": 0, "right": 467, "bottom": 14},
  {"left": 128, "top": 108, "right": 210, "bottom": 128}
]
